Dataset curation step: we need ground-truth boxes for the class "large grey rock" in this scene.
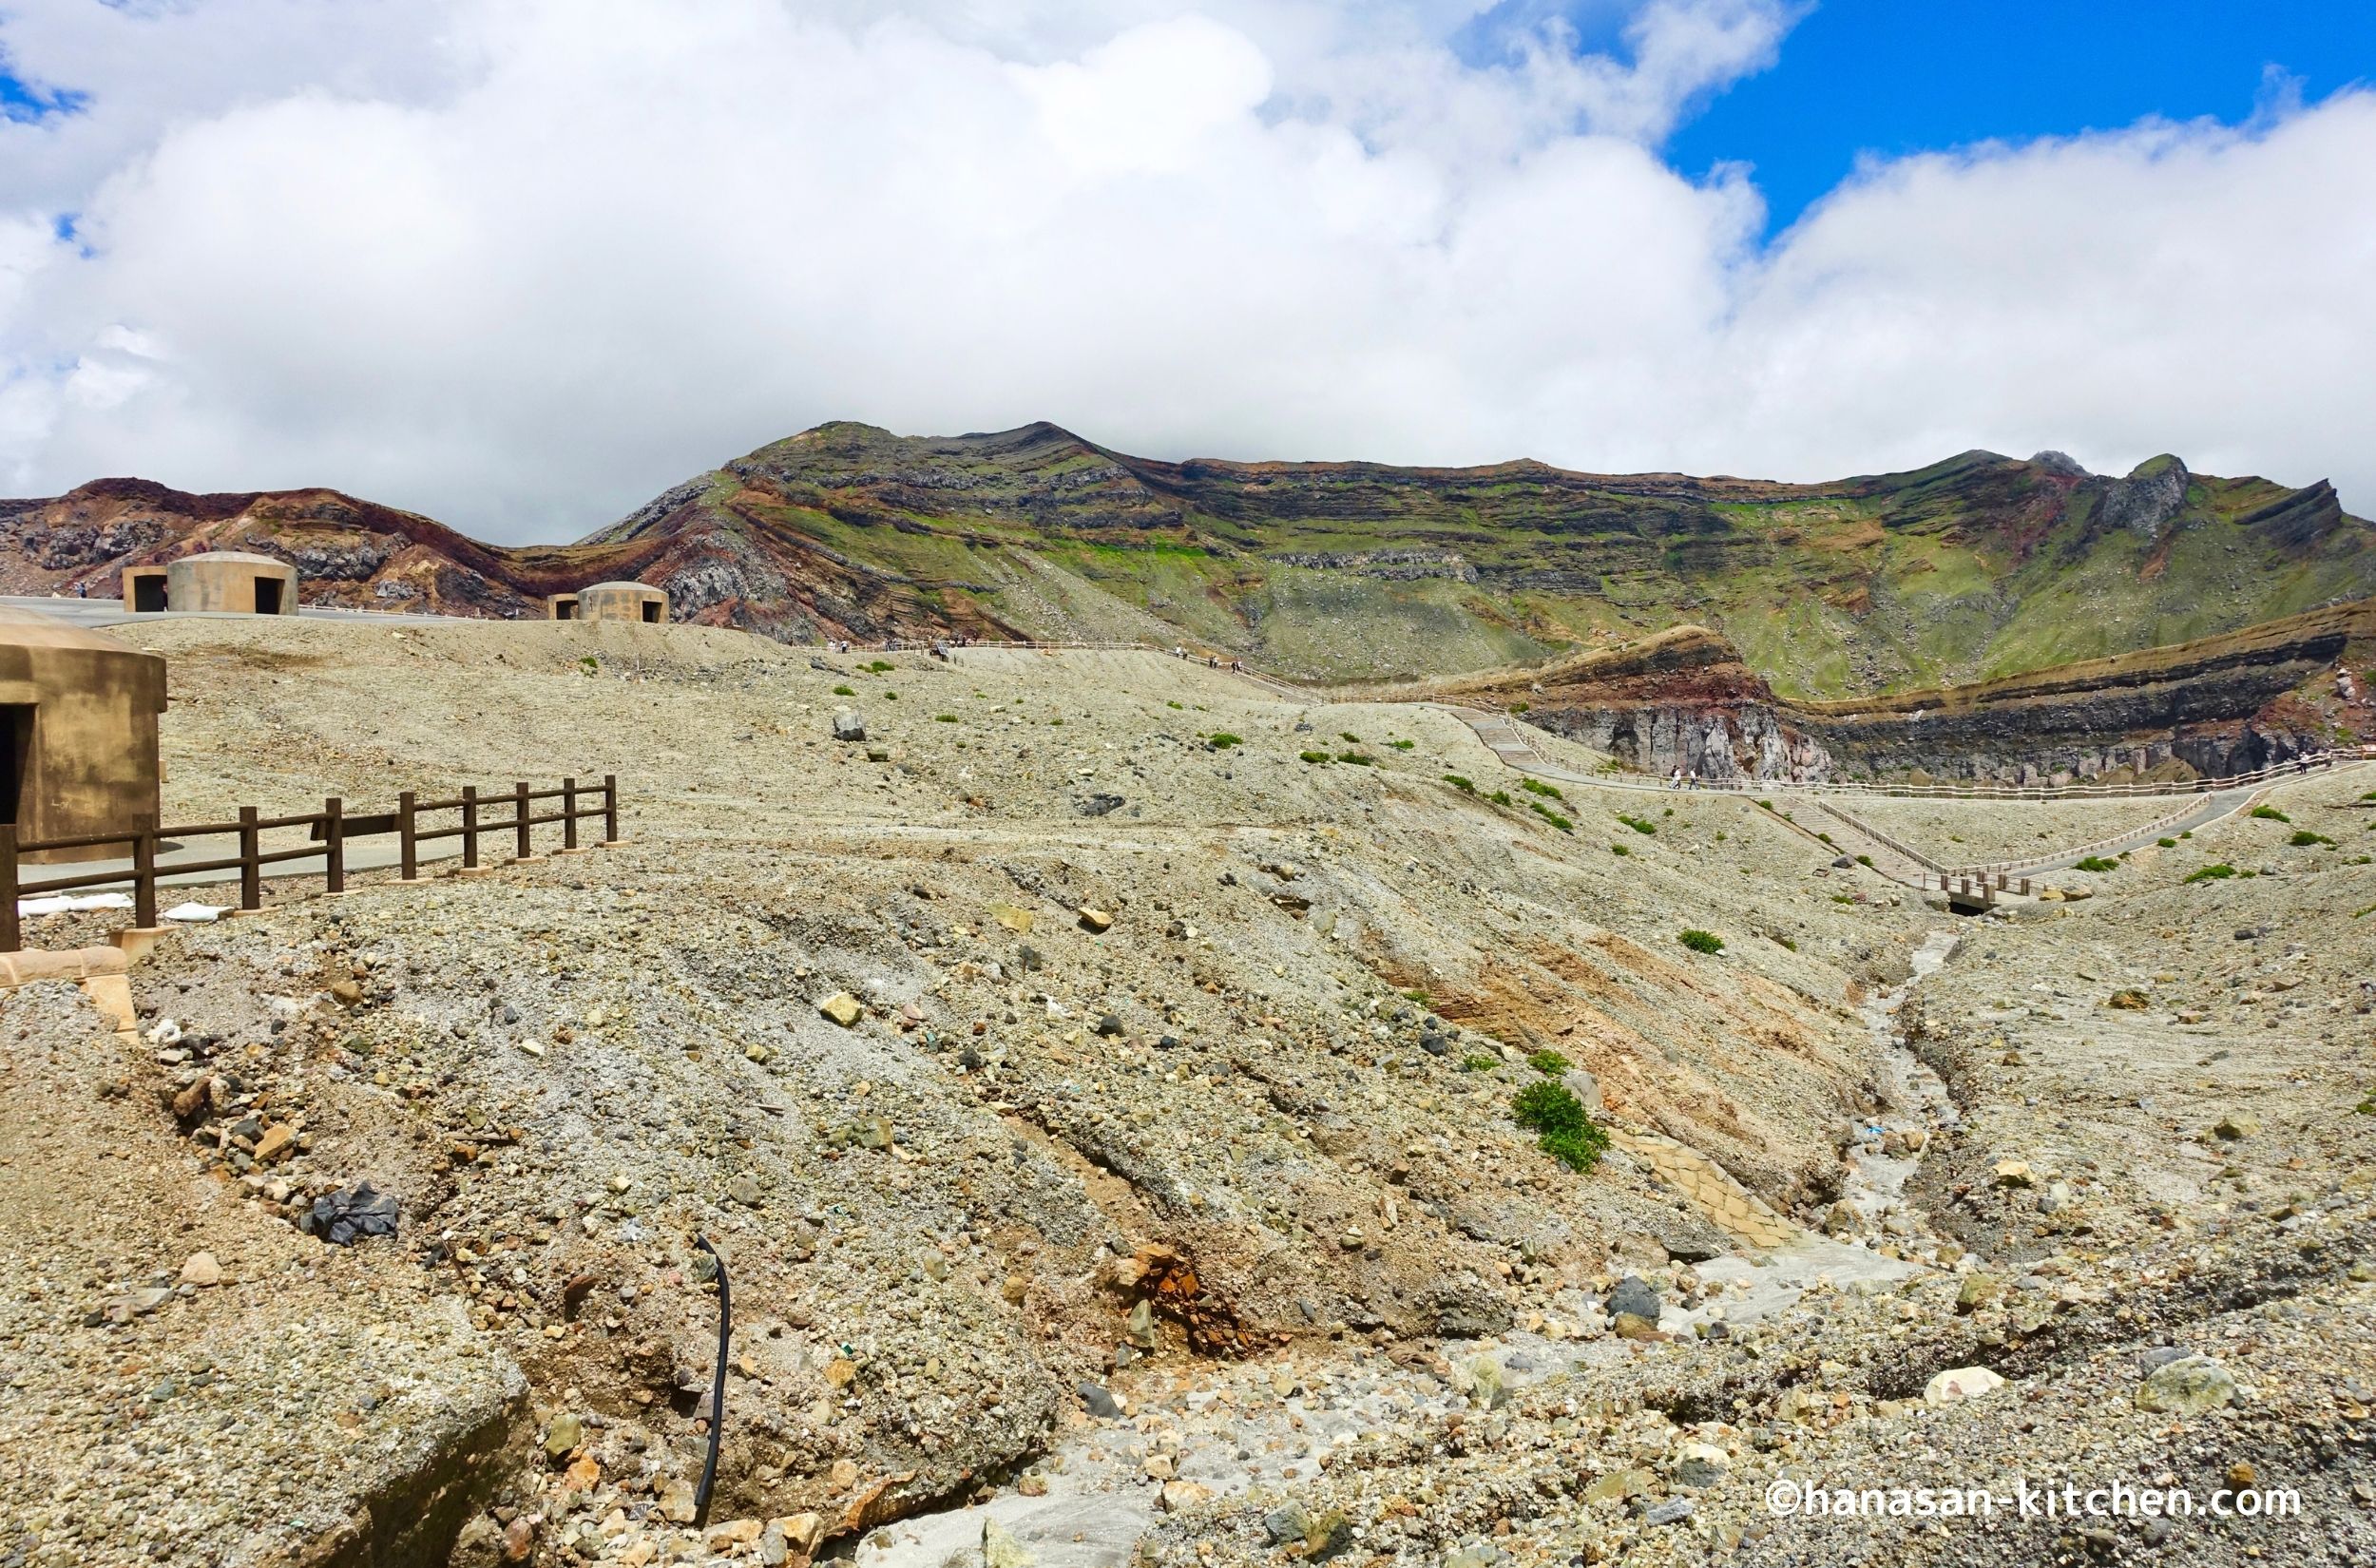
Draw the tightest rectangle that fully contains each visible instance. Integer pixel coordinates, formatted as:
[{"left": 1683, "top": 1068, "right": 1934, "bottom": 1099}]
[
  {"left": 1606, "top": 1274, "right": 1661, "bottom": 1323},
  {"left": 832, "top": 710, "right": 867, "bottom": 742}
]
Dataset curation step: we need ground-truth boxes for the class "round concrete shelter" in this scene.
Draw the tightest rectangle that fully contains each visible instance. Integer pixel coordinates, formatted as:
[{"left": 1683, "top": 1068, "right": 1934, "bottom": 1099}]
[
  {"left": 0, "top": 607, "right": 165, "bottom": 861},
  {"left": 550, "top": 581, "right": 668, "bottom": 624},
  {"left": 160, "top": 551, "right": 299, "bottom": 615}
]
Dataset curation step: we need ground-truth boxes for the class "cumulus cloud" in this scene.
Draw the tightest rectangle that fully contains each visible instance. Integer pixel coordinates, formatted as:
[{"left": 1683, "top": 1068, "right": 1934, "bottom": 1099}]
[{"left": 0, "top": 0, "right": 2369, "bottom": 541}]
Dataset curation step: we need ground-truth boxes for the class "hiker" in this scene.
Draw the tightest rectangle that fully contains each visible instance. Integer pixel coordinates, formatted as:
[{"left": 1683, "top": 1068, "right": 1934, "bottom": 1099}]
[{"left": 1669, "top": 767, "right": 1682, "bottom": 790}]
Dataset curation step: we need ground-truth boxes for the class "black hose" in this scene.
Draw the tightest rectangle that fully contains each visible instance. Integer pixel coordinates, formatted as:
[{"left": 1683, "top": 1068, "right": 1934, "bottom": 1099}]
[{"left": 691, "top": 1233, "right": 731, "bottom": 1528}]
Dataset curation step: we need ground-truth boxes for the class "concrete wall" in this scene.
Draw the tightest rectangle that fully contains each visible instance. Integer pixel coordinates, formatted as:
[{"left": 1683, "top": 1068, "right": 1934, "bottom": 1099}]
[
  {"left": 0, "top": 610, "right": 165, "bottom": 862},
  {"left": 164, "top": 555, "right": 299, "bottom": 615}
]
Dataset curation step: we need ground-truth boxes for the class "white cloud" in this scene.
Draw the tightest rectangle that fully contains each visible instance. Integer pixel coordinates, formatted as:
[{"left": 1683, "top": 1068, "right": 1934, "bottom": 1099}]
[{"left": 0, "top": 0, "right": 2369, "bottom": 541}]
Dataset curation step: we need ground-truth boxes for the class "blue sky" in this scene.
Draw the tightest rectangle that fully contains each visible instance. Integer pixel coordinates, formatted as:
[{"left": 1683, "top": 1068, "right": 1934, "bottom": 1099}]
[{"left": 1661, "top": 1, "right": 2376, "bottom": 234}]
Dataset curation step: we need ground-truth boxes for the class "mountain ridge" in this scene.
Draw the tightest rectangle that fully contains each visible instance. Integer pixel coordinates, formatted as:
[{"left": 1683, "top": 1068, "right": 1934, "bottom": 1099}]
[{"left": 4, "top": 420, "right": 2371, "bottom": 700}]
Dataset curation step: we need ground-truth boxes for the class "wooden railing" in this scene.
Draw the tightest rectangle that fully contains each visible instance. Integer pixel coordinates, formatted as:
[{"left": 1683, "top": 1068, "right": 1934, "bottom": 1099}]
[{"left": 1, "top": 774, "right": 619, "bottom": 954}]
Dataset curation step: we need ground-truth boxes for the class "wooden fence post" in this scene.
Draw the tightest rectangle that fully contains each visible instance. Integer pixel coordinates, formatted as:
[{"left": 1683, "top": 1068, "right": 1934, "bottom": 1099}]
[
  {"left": 462, "top": 785, "right": 479, "bottom": 871},
  {"left": 398, "top": 791, "right": 417, "bottom": 881},
  {"left": 563, "top": 776, "right": 579, "bottom": 851},
  {"left": 1, "top": 824, "right": 19, "bottom": 954},
  {"left": 239, "top": 806, "right": 261, "bottom": 911},
  {"left": 514, "top": 781, "right": 532, "bottom": 860},
  {"left": 604, "top": 774, "right": 620, "bottom": 845},
  {"left": 133, "top": 815, "right": 158, "bottom": 930},
  {"left": 323, "top": 797, "right": 345, "bottom": 895}
]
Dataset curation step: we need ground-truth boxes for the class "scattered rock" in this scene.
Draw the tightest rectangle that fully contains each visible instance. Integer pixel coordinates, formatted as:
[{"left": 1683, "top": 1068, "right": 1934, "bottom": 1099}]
[{"left": 2136, "top": 1354, "right": 2237, "bottom": 1415}]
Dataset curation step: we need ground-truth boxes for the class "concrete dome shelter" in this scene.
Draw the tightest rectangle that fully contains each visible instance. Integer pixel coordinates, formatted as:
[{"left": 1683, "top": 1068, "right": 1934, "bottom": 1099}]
[
  {"left": 548, "top": 581, "right": 668, "bottom": 624},
  {"left": 124, "top": 551, "right": 299, "bottom": 615},
  {"left": 0, "top": 608, "right": 165, "bottom": 862}
]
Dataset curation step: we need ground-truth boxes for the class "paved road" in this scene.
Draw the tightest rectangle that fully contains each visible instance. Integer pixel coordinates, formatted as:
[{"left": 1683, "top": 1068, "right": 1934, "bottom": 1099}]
[{"left": 0, "top": 594, "right": 461, "bottom": 629}]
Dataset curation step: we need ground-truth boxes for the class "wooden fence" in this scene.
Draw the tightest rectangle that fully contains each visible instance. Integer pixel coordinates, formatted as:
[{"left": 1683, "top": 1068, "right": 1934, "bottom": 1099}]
[{"left": 1, "top": 774, "right": 619, "bottom": 954}]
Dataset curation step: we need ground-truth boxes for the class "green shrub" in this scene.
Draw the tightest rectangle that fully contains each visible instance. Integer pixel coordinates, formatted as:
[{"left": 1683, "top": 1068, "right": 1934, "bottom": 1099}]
[
  {"left": 1459, "top": 1053, "right": 1499, "bottom": 1072},
  {"left": 1208, "top": 733, "right": 1243, "bottom": 748},
  {"left": 2250, "top": 805, "right": 2290, "bottom": 822},
  {"left": 1300, "top": 751, "right": 1331, "bottom": 764},
  {"left": 1617, "top": 813, "right": 1657, "bottom": 834},
  {"left": 1389, "top": 738, "right": 1415, "bottom": 751},
  {"left": 1048, "top": 716, "right": 1063, "bottom": 725},
  {"left": 1677, "top": 928, "right": 1725, "bottom": 954},
  {"left": 1771, "top": 933, "right": 1798, "bottom": 951},
  {"left": 1340, "top": 732, "right": 1362, "bottom": 743},
  {"left": 883, "top": 691, "right": 898, "bottom": 700},
  {"left": 1443, "top": 774, "right": 1475, "bottom": 793},
  {"left": 2074, "top": 855, "right": 2118, "bottom": 872},
  {"left": 1854, "top": 853, "right": 1873, "bottom": 868},
  {"left": 1756, "top": 799, "right": 1774, "bottom": 811},
  {"left": 1401, "top": 988, "right": 1431, "bottom": 1004},
  {"left": 1815, "top": 832, "right": 1834, "bottom": 846},
  {"left": 2288, "top": 830, "right": 2334, "bottom": 847},
  {"left": 1611, "top": 843, "right": 1631, "bottom": 857},
  {"left": 833, "top": 684, "right": 855, "bottom": 696},
  {"left": 1510, "top": 700, "right": 1531, "bottom": 714},
  {"left": 1526, "top": 1049, "right": 1571, "bottom": 1077},
  {"left": 1488, "top": 791, "right": 1513, "bottom": 806},
  {"left": 2356, "top": 903, "right": 2376, "bottom": 919},
  {"left": 2156, "top": 837, "right": 2177, "bottom": 848},
  {"left": 1510, "top": 1081, "right": 1607, "bottom": 1172},
  {"left": 1528, "top": 802, "right": 1574, "bottom": 832},
  {"left": 865, "top": 660, "right": 893, "bottom": 673},
  {"left": 1337, "top": 751, "right": 1373, "bottom": 766},
  {"left": 1166, "top": 700, "right": 1183, "bottom": 710},
  {"left": 1520, "top": 778, "right": 1563, "bottom": 799},
  {"left": 2183, "top": 864, "right": 2237, "bottom": 884},
  {"left": 934, "top": 714, "right": 958, "bottom": 723}
]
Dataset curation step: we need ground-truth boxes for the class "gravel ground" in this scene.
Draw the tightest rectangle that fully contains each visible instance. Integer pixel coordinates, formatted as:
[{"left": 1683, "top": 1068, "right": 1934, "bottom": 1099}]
[
  {"left": 3, "top": 619, "right": 2368, "bottom": 1568},
  {"left": 1830, "top": 796, "right": 2202, "bottom": 869}
]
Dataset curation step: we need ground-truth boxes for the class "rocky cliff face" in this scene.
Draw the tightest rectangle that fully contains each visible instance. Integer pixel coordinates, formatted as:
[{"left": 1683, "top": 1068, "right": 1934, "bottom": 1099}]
[{"left": 1438, "top": 602, "right": 2376, "bottom": 784}]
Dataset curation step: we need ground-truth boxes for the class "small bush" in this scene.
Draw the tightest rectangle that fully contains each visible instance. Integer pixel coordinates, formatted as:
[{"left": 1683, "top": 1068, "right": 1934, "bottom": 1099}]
[
  {"left": 1771, "top": 933, "right": 1798, "bottom": 951},
  {"left": 1166, "top": 700, "right": 1183, "bottom": 709},
  {"left": 1815, "top": 832, "right": 1834, "bottom": 846},
  {"left": 1611, "top": 843, "right": 1631, "bottom": 857},
  {"left": 833, "top": 684, "right": 855, "bottom": 696},
  {"left": 1488, "top": 791, "right": 1513, "bottom": 806},
  {"left": 1337, "top": 751, "right": 1373, "bottom": 766},
  {"left": 2356, "top": 903, "right": 2376, "bottom": 919},
  {"left": 1526, "top": 1048, "right": 1571, "bottom": 1077},
  {"left": 865, "top": 660, "right": 893, "bottom": 673},
  {"left": 1459, "top": 1053, "right": 1499, "bottom": 1072},
  {"left": 934, "top": 714, "right": 958, "bottom": 723},
  {"left": 1048, "top": 716, "right": 1063, "bottom": 725},
  {"left": 1677, "top": 928, "right": 1725, "bottom": 954},
  {"left": 1830, "top": 892, "right": 1855, "bottom": 904},
  {"left": 1528, "top": 802, "right": 1574, "bottom": 832},
  {"left": 1208, "top": 733, "right": 1243, "bottom": 748},
  {"left": 2288, "top": 830, "right": 2335, "bottom": 847},
  {"left": 1617, "top": 813, "right": 1657, "bottom": 835},
  {"left": 2183, "top": 864, "right": 2237, "bottom": 884},
  {"left": 1511, "top": 1080, "right": 1607, "bottom": 1172},
  {"left": 883, "top": 691, "right": 898, "bottom": 700},
  {"left": 1389, "top": 738, "right": 1415, "bottom": 751},
  {"left": 2250, "top": 805, "right": 2290, "bottom": 822},
  {"left": 2074, "top": 855, "right": 2119, "bottom": 872},
  {"left": 1340, "top": 732, "right": 1362, "bottom": 743},
  {"left": 1401, "top": 988, "right": 1431, "bottom": 1004},
  {"left": 1300, "top": 751, "right": 1331, "bottom": 764},
  {"left": 1443, "top": 774, "right": 1475, "bottom": 793},
  {"left": 2156, "top": 837, "right": 2177, "bottom": 848},
  {"left": 1510, "top": 700, "right": 1531, "bottom": 714},
  {"left": 1756, "top": 799, "right": 1774, "bottom": 811},
  {"left": 1854, "top": 853, "right": 1874, "bottom": 869},
  {"left": 1520, "top": 778, "right": 1563, "bottom": 799}
]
